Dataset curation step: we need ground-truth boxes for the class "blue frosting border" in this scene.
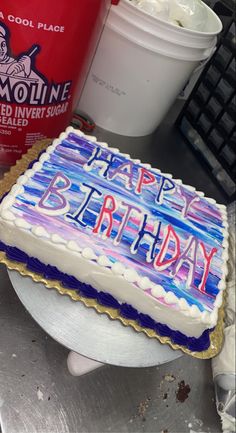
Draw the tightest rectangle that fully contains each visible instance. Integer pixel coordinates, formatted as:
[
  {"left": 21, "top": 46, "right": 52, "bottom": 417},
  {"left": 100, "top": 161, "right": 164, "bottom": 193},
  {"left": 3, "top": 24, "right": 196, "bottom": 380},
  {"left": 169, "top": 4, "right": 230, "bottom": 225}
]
[{"left": 0, "top": 241, "right": 213, "bottom": 352}]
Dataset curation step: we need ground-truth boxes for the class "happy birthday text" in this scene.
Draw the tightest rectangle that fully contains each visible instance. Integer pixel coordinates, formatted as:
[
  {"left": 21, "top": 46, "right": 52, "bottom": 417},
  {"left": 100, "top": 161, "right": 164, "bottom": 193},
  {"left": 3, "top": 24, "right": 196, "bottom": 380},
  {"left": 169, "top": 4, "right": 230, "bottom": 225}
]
[{"left": 35, "top": 146, "right": 218, "bottom": 294}]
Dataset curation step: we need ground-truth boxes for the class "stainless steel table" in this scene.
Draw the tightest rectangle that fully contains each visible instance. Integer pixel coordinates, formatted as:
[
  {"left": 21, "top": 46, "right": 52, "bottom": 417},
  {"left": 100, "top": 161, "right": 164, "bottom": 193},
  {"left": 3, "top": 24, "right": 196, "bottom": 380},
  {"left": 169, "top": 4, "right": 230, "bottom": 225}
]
[
  {"left": 0, "top": 110, "right": 225, "bottom": 433},
  {"left": 0, "top": 262, "right": 221, "bottom": 433}
]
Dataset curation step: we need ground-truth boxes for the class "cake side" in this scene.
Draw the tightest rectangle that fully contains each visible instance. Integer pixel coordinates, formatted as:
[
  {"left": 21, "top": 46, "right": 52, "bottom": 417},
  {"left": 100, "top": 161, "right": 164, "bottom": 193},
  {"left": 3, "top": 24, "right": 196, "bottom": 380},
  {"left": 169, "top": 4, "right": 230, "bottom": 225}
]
[
  {"left": 0, "top": 227, "right": 213, "bottom": 339},
  {"left": 0, "top": 239, "right": 217, "bottom": 352},
  {"left": 0, "top": 127, "right": 229, "bottom": 339}
]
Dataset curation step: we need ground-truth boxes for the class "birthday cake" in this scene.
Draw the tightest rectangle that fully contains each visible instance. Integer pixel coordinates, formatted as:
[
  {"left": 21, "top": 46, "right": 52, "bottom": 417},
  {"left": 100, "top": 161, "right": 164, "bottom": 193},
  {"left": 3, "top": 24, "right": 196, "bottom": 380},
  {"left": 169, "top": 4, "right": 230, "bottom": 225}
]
[{"left": 0, "top": 127, "right": 229, "bottom": 352}]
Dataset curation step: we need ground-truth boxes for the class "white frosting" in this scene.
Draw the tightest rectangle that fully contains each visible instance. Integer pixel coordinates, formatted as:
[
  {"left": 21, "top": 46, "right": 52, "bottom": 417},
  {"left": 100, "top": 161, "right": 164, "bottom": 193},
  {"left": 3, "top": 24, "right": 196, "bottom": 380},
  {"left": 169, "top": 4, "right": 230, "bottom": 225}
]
[
  {"left": 209, "top": 310, "right": 218, "bottom": 327},
  {"left": 222, "top": 250, "right": 229, "bottom": 262},
  {"left": 51, "top": 234, "right": 66, "bottom": 244},
  {"left": 32, "top": 162, "right": 42, "bottom": 171},
  {"left": 0, "top": 196, "right": 15, "bottom": 211},
  {"left": 109, "top": 147, "right": 119, "bottom": 154},
  {"left": 16, "top": 175, "right": 28, "bottom": 185},
  {"left": 150, "top": 284, "right": 165, "bottom": 298},
  {"left": 124, "top": 269, "right": 139, "bottom": 283},
  {"left": 214, "top": 290, "right": 223, "bottom": 308},
  {"left": 58, "top": 132, "right": 67, "bottom": 141},
  {"left": 218, "top": 280, "right": 225, "bottom": 291},
  {"left": 184, "top": 184, "right": 196, "bottom": 192},
  {"left": 67, "top": 240, "right": 82, "bottom": 252},
  {"left": 190, "top": 304, "right": 201, "bottom": 318},
  {"left": 151, "top": 168, "right": 161, "bottom": 174},
  {"left": 98, "top": 142, "right": 108, "bottom": 148},
  {"left": 66, "top": 126, "right": 83, "bottom": 136},
  {"left": 84, "top": 135, "right": 97, "bottom": 142},
  {"left": 32, "top": 226, "right": 49, "bottom": 238},
  {"left": 10, "top": 184, "right": 24, "bottom": 195},
  {"left": 97, "top": 255, "right": 112, "bottom": 267},
  {"left": 195, "top": 191, "right": 204, "bottom": 197},
  {"left": 82, "top": 247, "right": 97, "bottom": 260},
  {"left": 46, "top": 145, "right": 56, "bottom": 154},
  {"left": 218, "top": 203, "right": 227, "bottom": 211},
  {"left": 223, "top": 221, "right": 229, "bottom": 230},
  {"left": 179, "top": 298, "right": 190, "bottom": 310},
  {"left": 120, "top": 153, "right": 130, "bottom": 159},
  {"left": 139, "top": 276, "right": 152, "bottom": 290},
  {"left": 161, "top": 172, "right": 173, "bottom": 179},
  {"left": 202, "top": 311, "right": 211, "bottom": 324},
  {"left": 112, "top": 262, "right": 126, "bottom": 275},
  {"left": 175, "top": 179, "right": 183, "bottom": 185},
  {"left": 165, "top": 291, "right": 178, "bottom": 305},
  {"left": 23, "top": 169, "right": 35, "bottom": 178},
  {"left": 14, "top": 218, "right": 31, "bottom": 230},
  {"left": 223, "top": 239, "right": 229, "bottom": 249},
  {"left": 39, "top": 153, "right": 49, "bottom": 163},
  {"left": 207, "top": 197, "right": 217, "bottom": 205},
  {"left": 1, "top": 210, "right": 15, "bottom": 221},
  {"left": 222, "top": 213, "right": 228, "bottom": 222}
]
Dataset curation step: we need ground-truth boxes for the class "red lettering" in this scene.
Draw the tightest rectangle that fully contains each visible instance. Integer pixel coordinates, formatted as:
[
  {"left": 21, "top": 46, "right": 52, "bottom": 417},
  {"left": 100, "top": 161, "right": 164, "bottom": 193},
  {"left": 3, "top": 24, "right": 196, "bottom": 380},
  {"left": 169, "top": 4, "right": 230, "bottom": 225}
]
[
  {"left": 198, "top": 243, "right": 217, "bottom": 293},
  {"left": 154, "top": 225, "right": 181, "bottom": 271},
  {"left": 136, "top": 167, "right": 156, "bottom": 194},
  {"left": 93, "top": 195, "right": 117, "bottom": 237}
]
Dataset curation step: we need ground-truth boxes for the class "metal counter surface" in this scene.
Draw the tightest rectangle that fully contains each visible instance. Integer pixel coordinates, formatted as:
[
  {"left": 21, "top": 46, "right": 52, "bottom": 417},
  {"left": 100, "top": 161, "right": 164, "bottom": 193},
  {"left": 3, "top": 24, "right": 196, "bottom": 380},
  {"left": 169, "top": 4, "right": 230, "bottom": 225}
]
[{"left": 0, "top": 113, "right": 225, "bottom": 433}]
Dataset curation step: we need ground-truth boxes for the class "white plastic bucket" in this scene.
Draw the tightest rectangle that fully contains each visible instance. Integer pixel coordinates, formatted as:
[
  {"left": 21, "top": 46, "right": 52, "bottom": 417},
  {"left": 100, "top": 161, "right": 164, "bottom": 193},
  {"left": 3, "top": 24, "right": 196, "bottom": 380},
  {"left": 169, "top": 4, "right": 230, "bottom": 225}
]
[{"left": 78, "top": 0, "right": 222, "bottom": 136}]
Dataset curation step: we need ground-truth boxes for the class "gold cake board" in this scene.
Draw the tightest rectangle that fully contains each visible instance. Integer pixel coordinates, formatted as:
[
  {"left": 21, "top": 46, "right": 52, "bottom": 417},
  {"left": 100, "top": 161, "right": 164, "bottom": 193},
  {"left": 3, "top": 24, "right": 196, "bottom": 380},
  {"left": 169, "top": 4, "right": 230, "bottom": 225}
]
[{"left": 0, "top": 141, "right": 225, "bottom": 359}]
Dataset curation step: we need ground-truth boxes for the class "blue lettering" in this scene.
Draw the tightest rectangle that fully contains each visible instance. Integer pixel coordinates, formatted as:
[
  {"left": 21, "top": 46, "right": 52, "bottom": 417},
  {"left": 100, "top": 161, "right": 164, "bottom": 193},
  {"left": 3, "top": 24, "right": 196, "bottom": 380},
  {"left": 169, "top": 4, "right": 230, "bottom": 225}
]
[{"left": 66, "top": 183, "right": 102, "bottom": 227}]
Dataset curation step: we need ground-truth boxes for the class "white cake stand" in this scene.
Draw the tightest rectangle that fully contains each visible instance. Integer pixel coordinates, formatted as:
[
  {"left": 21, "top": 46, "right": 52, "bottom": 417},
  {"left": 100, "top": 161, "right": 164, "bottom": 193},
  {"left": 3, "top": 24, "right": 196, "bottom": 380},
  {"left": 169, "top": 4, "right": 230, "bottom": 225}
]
[{"left": 8, "top": 270, "right": 182, "bottom": 375}]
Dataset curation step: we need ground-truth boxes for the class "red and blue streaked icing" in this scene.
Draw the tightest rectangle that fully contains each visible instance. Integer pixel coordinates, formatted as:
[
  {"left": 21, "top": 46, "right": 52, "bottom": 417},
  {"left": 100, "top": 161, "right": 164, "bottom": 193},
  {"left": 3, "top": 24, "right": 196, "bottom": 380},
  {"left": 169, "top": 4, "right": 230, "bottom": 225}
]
[{"left": 11, "top": 131, "right": 225, "bottom": 314}]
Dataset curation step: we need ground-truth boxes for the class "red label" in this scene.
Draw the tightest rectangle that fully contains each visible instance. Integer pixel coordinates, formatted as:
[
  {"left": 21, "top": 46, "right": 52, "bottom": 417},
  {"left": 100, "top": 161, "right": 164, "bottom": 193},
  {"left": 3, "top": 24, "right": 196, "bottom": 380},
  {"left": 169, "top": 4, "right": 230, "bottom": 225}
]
[{"left": 0, "top": 0, "right": 111, "bottom": 165}]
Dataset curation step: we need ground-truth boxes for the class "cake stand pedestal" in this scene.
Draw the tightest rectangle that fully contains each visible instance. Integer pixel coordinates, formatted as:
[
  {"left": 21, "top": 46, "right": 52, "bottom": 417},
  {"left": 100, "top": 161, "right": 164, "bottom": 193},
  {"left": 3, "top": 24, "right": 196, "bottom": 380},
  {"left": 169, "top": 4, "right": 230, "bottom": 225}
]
[
  {"left": 67, "top": 351, "right": 104, "bottom": 376},
  {"left": 8, "top": 270, "right": 182, "bottom": 375}
]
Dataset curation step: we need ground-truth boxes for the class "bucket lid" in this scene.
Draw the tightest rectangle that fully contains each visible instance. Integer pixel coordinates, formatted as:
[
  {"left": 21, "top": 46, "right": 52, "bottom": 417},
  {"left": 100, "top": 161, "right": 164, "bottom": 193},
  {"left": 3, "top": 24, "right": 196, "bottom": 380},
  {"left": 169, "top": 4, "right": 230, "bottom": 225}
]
[{"left": 109, "top": 0, "right": 223, "bottom": 50}]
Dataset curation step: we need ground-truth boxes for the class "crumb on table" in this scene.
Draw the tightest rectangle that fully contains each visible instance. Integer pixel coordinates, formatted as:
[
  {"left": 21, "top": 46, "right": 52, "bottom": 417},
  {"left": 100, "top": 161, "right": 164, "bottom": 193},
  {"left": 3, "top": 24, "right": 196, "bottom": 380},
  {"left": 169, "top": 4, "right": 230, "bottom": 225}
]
[{"left": 176, "top": 380, "right": 191, "bottom": 403}]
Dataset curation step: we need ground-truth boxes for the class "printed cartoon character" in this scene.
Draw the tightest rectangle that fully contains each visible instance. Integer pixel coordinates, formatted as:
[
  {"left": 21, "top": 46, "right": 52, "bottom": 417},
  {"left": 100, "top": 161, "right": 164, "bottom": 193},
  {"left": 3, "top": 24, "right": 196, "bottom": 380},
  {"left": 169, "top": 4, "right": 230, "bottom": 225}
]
[{"left": 0, "top": 22, "right": 44, "bottom": 82}]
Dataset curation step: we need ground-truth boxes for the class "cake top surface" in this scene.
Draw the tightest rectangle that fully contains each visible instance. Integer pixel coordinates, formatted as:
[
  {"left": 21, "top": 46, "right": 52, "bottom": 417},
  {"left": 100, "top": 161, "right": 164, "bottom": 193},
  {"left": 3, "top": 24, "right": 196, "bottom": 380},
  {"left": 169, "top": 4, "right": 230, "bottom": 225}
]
[{"left": 0, "top": 128, "right": 228, "bottom": 325}]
